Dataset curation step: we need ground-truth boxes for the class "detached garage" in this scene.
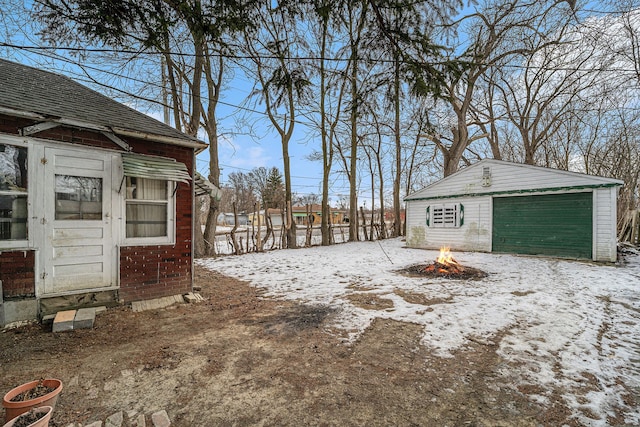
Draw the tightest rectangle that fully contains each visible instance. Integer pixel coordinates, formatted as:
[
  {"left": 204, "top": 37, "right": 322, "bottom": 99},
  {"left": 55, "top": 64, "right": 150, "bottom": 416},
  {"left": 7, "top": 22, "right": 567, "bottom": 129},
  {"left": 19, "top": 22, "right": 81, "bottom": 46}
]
[{"left": 404, "top": 159, "right": 623, "bottom": 262}]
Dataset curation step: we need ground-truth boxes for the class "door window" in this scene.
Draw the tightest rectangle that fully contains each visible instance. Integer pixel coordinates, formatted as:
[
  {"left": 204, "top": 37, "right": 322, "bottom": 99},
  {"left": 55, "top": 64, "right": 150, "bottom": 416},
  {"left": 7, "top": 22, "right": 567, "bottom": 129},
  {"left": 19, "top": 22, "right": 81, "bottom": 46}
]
[{"left": 55, "top": 175, "right": 103, "bottom": 220}]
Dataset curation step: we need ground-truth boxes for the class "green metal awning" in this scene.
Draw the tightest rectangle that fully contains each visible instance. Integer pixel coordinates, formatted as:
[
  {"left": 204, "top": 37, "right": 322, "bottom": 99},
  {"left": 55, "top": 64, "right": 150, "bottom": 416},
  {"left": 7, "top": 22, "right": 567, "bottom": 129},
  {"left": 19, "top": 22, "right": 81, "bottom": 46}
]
[
  {"left": 122, "top": 153, "right": 191, "bottom": 184},
  {"left": 195, "top": 172, "right": 222, "bottom": 200}
]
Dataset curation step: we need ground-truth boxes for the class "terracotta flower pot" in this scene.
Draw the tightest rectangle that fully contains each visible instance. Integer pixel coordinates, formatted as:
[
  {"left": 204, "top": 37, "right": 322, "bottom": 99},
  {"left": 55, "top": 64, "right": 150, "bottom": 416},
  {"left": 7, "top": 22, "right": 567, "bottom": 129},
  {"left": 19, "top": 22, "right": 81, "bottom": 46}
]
[
  {"left": 2, "top": 380, "right": 62, "bottom": 423},
  {"left": 2, "top": 406, "right": 53, "bottom": 427}
]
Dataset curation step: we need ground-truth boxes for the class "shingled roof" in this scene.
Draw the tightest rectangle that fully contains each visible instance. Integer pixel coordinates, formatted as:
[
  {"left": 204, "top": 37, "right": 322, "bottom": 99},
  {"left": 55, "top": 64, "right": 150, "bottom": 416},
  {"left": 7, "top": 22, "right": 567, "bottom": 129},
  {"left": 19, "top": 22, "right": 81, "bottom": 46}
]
[{"left": 0, "top": 59, "right": 206, "bottom": 150}]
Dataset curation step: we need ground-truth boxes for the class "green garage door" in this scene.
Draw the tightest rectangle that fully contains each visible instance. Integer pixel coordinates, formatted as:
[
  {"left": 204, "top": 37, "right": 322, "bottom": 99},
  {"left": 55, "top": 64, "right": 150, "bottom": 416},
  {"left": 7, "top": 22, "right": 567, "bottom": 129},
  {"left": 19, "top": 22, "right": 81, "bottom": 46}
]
[{"left": 492, "top": 192, "right": 592, "bottom": 259}]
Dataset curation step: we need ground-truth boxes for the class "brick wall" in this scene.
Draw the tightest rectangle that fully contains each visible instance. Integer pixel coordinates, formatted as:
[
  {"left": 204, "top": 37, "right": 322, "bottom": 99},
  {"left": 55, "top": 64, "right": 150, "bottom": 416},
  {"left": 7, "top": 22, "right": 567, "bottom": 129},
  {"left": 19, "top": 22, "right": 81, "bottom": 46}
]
[
  {"left": 0, "top": 115, "right": 28, "bottom": 135},
  {"left": 0, "top": 114, "right": 126, "bottom": 149},
  {"left": 119, "top": 140, "right": 195, "bottom": 302},
  {"left": 119, "top": 245, "right": 192, "bottom": 302},
  {"left": 0, "top": 250, "right": 36, "bottom": 298},
  {"left": 1, "top": 113, "right": 196, "bottom": 303}
]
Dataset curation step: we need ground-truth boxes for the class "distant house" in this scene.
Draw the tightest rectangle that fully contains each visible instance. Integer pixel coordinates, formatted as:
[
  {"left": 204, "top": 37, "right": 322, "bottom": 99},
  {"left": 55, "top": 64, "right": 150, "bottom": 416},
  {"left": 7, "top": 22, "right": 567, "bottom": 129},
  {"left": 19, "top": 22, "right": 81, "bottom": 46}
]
[
  {"left": 291, "top": 204, "right": 343, "bottom": 226},
  {"left": 217, "top": 212, "right": 250, "bottom": 227},
  {"left": 0, "top": 59, "right": 213, "bottom": 326},
  {"left": 404, "top": 159, "right": 622, "bottom": 262},
  {"left": 248, "top": 209, "right": 283, "bottom": 228}
]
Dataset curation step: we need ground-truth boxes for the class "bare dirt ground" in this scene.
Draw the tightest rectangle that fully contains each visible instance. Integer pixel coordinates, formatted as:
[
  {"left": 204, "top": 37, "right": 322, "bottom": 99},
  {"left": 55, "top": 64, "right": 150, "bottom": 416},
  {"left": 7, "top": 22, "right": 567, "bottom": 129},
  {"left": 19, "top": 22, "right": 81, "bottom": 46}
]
[{"left": 0, "top": 266, "right": 602, "bottom": 426}]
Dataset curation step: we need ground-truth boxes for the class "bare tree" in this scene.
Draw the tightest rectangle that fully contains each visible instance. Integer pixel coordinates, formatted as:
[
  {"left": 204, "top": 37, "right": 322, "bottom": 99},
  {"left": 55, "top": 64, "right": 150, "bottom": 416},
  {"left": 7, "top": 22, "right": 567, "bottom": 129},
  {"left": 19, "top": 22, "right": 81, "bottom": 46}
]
[{"left": 241, "top": 0, "right": 311, "bottom": 248}]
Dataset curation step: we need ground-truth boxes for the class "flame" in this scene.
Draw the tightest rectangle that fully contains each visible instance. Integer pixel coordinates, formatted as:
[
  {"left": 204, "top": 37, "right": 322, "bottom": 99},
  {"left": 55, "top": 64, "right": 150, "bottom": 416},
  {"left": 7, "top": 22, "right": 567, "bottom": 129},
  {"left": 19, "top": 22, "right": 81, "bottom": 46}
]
[{"left": 436, "top": 246, "right": 455, "bottom": 265}]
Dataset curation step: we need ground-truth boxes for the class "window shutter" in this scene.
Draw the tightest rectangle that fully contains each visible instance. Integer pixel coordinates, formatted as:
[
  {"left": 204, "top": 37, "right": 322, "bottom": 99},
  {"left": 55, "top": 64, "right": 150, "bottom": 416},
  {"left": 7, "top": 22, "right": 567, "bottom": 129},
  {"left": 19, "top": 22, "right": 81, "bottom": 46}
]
[{"left": 426, "top": 206, "right": 430, "bottom": 226}]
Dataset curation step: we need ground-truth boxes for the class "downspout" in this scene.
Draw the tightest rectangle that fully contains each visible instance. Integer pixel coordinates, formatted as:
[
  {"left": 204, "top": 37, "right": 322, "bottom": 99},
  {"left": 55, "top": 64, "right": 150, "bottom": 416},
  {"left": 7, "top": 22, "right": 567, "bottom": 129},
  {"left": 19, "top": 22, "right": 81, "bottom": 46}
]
[{"left": 190, "top": 148, "right": 196, "bottom": 291}]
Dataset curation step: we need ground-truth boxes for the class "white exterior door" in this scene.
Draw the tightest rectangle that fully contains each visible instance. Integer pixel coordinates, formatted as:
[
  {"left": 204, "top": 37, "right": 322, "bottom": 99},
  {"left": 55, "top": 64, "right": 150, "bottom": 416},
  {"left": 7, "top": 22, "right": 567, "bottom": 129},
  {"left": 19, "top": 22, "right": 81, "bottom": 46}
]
[{"left": 41, "top": 147, "right": 116, "bottom": 295}]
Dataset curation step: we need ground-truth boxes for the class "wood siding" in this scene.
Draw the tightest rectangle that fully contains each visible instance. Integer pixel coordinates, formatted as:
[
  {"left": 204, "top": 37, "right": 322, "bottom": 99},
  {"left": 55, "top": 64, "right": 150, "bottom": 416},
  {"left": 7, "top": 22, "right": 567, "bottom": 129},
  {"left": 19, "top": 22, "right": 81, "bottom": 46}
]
[
  {"left": 406, "top": 197, "right": 491, "bottom": 252},
  {"left": 405, "top": 160, "right": 621, "bottom": 262},
  {"left": 594, "top": 188, "right": 618, "bottom": 262}
]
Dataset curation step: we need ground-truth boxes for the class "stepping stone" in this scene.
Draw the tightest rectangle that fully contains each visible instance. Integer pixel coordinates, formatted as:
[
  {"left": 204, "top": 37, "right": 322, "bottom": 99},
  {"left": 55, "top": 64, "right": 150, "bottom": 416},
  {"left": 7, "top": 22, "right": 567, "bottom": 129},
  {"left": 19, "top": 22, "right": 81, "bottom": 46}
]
[
  {"left": 105, "top": 411, "right": 123, "bottom": 427},
  {"left": 151, "top": 410, "right": 170, "bottom": 427},
  {"left": 184, "top": 293, "right": 198, "bottom": 303},
  {"left": 184, "top": 292, "right": 205, "bottom": 303},
  {"left": 74, "top": 308, "right": 96, "bottom": 329},
  {"left": 52, "top": 310, "right": 76, "bottom": 332}
]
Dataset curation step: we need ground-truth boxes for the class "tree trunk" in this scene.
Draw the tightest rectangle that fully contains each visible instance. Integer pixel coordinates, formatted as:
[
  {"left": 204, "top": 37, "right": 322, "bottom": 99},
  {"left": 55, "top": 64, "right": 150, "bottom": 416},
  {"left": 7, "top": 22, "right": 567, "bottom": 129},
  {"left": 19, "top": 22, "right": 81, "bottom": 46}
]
[
  {"left": 360, "top": 206, "right": 368, "bottom": 241},
  {"left": 348, "top": 36, "right": 359, "bottom": 242},
  {"left": 393, "top": 48, "right": 402, "bottom": 237},
  {"left": 230, "top": 202, "right": 240, "bottom": 255},
  {"left": 256, "top": 201, "right": 263, "bottom": 252}
]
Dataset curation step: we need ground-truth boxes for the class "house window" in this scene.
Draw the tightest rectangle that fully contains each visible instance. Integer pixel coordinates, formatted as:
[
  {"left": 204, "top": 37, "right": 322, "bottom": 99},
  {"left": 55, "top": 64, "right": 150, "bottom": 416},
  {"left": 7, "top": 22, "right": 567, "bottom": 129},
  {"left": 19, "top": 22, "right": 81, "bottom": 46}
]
[
  {"left": 0, "top": 143, "right": 28, "bottom": 242},
  {"left": 427, "top": 203, "right": 464, "bottom": 228},
  {"left": 125, "top": 177, "right": 172, "bottom": 240}
]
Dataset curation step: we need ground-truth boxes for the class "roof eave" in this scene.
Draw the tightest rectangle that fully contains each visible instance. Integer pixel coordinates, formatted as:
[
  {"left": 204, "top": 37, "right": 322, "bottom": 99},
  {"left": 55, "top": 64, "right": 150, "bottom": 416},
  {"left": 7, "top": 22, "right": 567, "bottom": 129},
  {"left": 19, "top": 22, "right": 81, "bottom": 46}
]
[
  {"left": 113, "top": 127, "right": 208, "bottom": 152},
  {"left": 0, "top": 105, "right": 208, "bottom": 153}
]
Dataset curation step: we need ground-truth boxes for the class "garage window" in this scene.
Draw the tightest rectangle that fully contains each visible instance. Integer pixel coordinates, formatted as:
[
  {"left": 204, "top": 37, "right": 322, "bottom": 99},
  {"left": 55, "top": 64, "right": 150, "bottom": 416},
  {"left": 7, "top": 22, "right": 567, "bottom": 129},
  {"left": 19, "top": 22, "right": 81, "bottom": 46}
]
[{"left": 427, "top": 203, "right": 463, "bottom": 228}]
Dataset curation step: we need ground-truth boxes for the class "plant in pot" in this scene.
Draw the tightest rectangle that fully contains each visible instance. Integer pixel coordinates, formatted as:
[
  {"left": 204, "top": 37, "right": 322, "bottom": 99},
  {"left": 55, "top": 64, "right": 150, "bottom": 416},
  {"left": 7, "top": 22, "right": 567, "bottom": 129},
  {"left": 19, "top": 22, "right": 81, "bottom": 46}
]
[
  {"left": 2, "top": 406, "right": 53, "bottom": 427},
  {"left": 2, "top": 379, "right": 62, "bottom": 423}
]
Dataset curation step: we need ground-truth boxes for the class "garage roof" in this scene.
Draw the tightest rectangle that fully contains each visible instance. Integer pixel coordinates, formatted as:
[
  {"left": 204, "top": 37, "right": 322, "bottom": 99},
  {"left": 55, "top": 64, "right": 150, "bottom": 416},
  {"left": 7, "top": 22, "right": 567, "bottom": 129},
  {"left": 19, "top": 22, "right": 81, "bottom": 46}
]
[{"left": 405, "top": 159, "right": 624, "bottom": 201}]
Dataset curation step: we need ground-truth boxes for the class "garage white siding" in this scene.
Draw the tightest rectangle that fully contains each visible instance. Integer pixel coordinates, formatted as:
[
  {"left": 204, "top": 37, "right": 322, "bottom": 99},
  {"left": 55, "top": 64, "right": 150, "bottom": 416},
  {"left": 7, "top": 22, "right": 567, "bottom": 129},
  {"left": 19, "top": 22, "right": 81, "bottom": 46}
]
[
  {"left": 405, "top": 160, "right": 623, "bottom": 262},
  {"left": 406, "top": 197, "right": 491, "bottom": 252},
  {"left": 593, "top": 188, "right": 618, "bottom": 262}
]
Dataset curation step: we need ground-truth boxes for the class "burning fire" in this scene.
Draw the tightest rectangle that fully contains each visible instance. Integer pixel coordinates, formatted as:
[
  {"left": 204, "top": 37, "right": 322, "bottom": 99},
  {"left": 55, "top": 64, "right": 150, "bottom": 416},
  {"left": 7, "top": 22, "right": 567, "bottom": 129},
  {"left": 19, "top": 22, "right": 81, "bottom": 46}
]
[
  {"left": 436, "top": 246, "right": 457, "bottom": 266},
  {"left": 425, "top": 246, "right": 464, "bottom": 275}
]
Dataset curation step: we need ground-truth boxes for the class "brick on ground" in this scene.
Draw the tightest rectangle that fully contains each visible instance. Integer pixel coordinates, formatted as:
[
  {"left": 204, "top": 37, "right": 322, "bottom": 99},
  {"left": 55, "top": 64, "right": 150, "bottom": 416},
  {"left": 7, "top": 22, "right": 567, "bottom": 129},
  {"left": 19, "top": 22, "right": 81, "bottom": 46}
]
[
  {"left": 52, "top": 310, "right": 76, "bottom": 332},
  {"left": 74, "top": 307, "right": 96, "bottom": 329}
]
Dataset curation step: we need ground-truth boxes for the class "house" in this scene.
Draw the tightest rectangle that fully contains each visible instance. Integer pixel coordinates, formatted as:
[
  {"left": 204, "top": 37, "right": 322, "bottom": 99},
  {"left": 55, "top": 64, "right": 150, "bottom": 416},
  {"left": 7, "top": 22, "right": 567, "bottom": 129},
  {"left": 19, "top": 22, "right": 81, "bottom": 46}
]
[
  {"left": 248, "top": 209, "right": 283, "bottom": 228},
  {"left": 404, "top": 159, "right": 623, "bottom": 262},
  {"left": 0, "top": 59, "right": 210, "bottom": 326},
  {"left": 217, "top": 212, "right": 250, "bottom": 227},
  {"left": 291, "top": 204, "right": 343, "bottom": 226}
]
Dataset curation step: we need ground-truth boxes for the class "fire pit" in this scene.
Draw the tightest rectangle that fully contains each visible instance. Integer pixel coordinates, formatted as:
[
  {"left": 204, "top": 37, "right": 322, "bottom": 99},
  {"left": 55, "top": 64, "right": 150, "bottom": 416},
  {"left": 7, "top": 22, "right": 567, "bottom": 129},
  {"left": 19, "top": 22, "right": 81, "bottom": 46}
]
[{"left": 400, "top": 247, "right": 488, "bottom": 280}]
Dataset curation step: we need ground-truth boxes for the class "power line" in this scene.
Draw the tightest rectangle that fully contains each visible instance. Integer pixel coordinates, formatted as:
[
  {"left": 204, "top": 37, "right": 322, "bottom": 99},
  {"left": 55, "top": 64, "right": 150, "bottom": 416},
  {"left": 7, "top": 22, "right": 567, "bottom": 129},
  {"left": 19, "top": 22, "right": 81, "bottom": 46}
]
[
  {"left": 5, "top": 42, "right": 640, "bottom": 74},
  {"left": 0, "top": 42, "right": 447, "bottom": 65}
]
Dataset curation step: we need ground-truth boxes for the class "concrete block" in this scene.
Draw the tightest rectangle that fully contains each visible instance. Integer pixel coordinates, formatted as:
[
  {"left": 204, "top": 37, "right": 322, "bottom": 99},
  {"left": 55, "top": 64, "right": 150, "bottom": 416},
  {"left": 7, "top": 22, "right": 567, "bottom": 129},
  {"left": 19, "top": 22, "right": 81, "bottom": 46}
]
[
  {"left": 52, "top": 310, "right": 76, "bottom": 332},
  {"left": 95, "top": 306, "right": 107, "bottom": 314},
  {"left": 184, "top": 293, "right": 198, "bottom": 303},
  {"left": 132, "top": 295, "right": 184, "bottom": 312},
  {"left": 131, "top": 300, "right": 145, "bottom": 312},
  {"left": 151, "top": 410, "right": 170, "bottom": 427},
  {"left": 74, "top": 308, "right": 96, "bottom": 329},
  {"left": 3, "top": 298, "right": 38, "bottom": 325}
]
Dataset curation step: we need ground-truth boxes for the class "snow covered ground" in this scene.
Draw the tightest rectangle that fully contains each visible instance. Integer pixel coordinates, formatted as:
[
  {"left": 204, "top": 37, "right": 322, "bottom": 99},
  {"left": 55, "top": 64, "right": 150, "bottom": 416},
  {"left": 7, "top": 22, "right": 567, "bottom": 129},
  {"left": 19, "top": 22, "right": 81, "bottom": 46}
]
[{"left": 197, "top": 238, "right": 640, "bottom": 426}]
